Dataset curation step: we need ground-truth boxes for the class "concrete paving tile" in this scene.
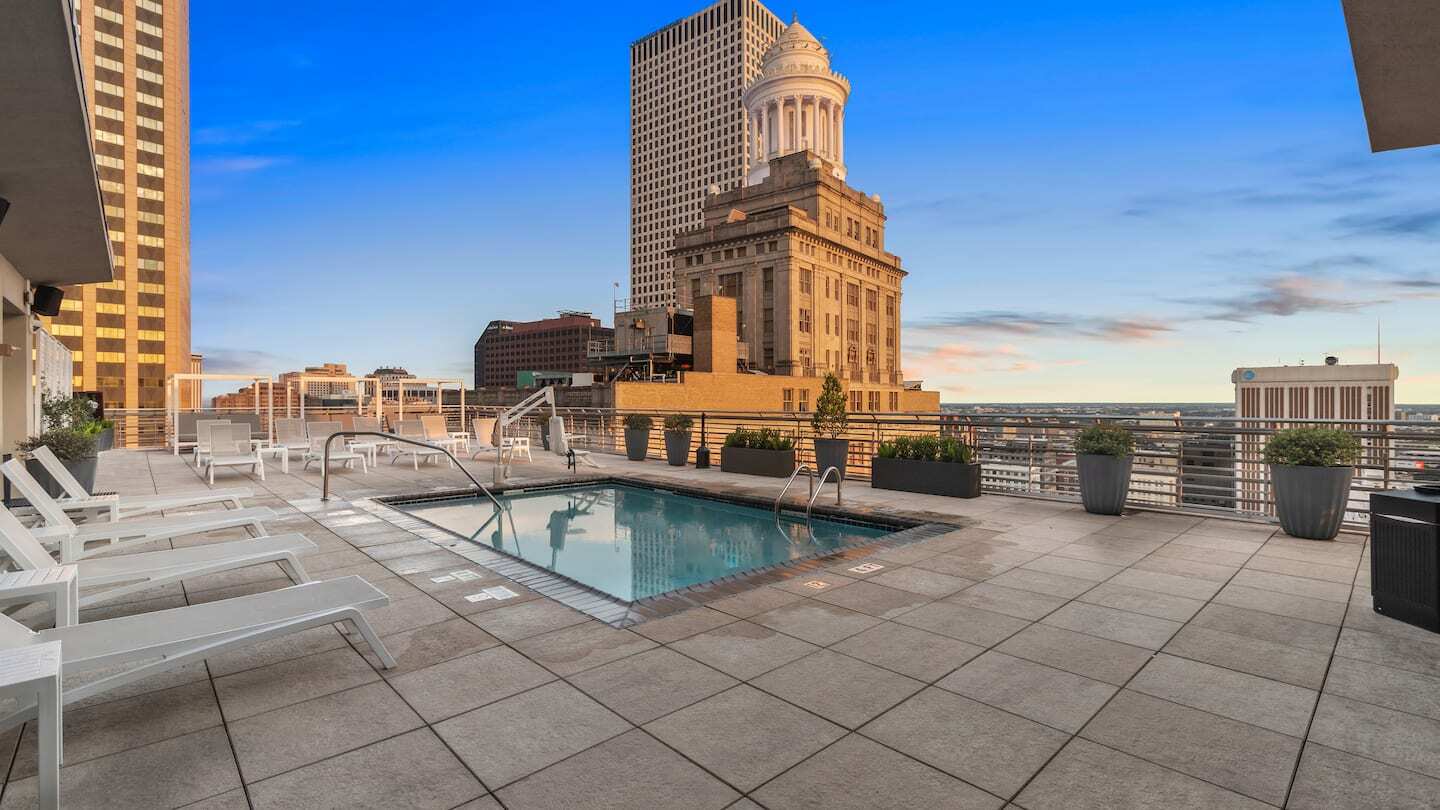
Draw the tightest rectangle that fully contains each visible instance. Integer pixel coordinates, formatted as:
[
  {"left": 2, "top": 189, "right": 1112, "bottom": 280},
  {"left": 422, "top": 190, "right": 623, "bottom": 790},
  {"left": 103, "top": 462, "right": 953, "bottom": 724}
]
[
  {"left": 0, "top": 727, "right": 241, "bottom": 810},
  {"left": 1020, "top": 554, "right": 1123, "bottom": 583},
  {"left": 214, "top": 647, "right": 380, "bottom": 721},
  {"left": 1308, "top": 693, "right": 1440, "bottom": 780},
  {"left": 1082, "top": 690, "right": 1301, "bottom": 805},
  {"left": 997, "top": 623, "right": 1154, "bottom": 686},
  {"left": 892, "top": 601, "right": 1030, "bottom": 646},
  {"left": 1015, "top": 738, "right": 1268, "bottom": 810},
  {"left": 1148, "top": 542, "right": 1252, "bottom": 568},
  {"left": 1334, "top": 626, "right": 1440, "bottom": 678},
  {"left": 466, "top": 598, "right": 589, "bottom": 642},
  {"left": 1163, "top": 625, "right": 1330, "bottom": 689},
  {"left": 1324, "top": 656, "right": 1440, "bottom": 722},
  {"left": 986, "top": 567, "right": 1096, "bottom": 599},
  {"left": 1213, "top": 584, "right": 1347, "bottom": 625},
  {"left": 358, "top": 592, "right": 458, "bottom": 636},
  {"left": 753, "top": 733, "right": 1002, "bottom": 810},
  {"left": 362, "top": 616, "right": 501, "bottom": 675},
  {"left": 750, "top": 600, "right": 883, "bottom": 645},
  {"left": 811, "top": 580, "right": 933, "bottom": 619},
  {"left": 1042, "top": 602, "right": 1181, "bottom": 650},
  {"left": 246, "top": 729, "right": 484, "bottom": 810},
  {"left": 1229, "top": 569, "right": 1351, "bottom": 603},
  {"left": 670, "top": 620, "right": 820, "bottom": 679},
  {"left": 1189, "top": 602, "right": 1339, "bottom": 654},
  {"left": 1169, "top": 532, "right": 1265, "bottom": 554},
  {"left": 946, "top": 582, "right": 1067, "bottom": 620},
  {"left": 1107, "top": 568, "right": 1223, "bottom": 601},
  {"left": 177, "top": 789, "right": 251, "bottom": 809},
  {"left": 910, "top": 552, "right": 1019, "bottom": 580},
  {"left": 705, "top": 585, "right": 806, "bottom": 617},
  {"left": 511, "top": 621, "right": 657, "bottom": 676},
  {"left": 1129, "top": 654, "right": 1317, "bottom": 737},
  {"left": 388, "top": 645, "right": 556, "bottom": 723},
  {"left": 772, "top": 571, "right": 858, "bottom": 595},
  {"left": 436, "top": 680, "right": 631, "bottom": 788},
  {"left": 1130, "top": 555, "right": 1238, "bottom": 583},
  {"left": 631, "top": 606, "right": 737, "bottom": 643},
  {"left": 228, "top": 681, "right": 423, "bottom": 782},
  {"left": 645, "top": 685, "right": 846, "bottom": 792},
  {"left": 752, "top": 649, "right": 925, "bottom": 729},
  {"left": 1074, "top": 582, "right": 1205, "bottom": 623},
  {"left": 570, "top": 647, "right": 737, "bottom": 724},
  {"left": 829, "top": 621, "right": 984, "bottom": 681},
  {"left": 937, "top": 651, "right": 1116, "bottom": 732},
  {"left": 860, "top": 687, "right": 1067, "bottom": 797},
  {"left": 1288, "top": 742, "right": 1440, "bottom": 810},
  {"left": 865, "top": 566, "right": 975, "bottom": 597},
  {"left": 496, "top": 729, "right": 737, "bottom": 810}
]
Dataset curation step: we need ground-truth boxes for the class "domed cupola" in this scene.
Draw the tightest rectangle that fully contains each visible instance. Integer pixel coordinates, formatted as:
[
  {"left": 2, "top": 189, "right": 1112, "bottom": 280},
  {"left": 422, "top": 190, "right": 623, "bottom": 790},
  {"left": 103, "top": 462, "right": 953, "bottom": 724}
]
[{"left": 743, "top": 16, "right": 850, "bottom": 185}]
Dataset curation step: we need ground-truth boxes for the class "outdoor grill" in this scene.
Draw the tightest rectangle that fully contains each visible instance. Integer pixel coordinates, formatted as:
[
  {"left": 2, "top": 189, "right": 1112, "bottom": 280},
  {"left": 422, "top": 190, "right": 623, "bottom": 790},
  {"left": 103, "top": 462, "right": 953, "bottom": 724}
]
[{"left": 1370, "top": 489, "right": 1440, "bottom": 633}]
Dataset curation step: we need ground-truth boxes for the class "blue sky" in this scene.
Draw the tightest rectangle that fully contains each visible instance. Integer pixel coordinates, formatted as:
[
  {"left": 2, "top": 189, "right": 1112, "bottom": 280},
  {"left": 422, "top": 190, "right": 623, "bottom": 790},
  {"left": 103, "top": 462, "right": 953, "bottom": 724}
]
[{"left": 190, "top": 0, "right": 1440, "bottom": 403}]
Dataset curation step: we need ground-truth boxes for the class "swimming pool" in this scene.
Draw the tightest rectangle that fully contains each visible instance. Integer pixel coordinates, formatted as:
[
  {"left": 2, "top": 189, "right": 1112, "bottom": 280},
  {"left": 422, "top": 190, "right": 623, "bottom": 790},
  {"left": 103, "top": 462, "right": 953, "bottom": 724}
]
[{"left": 392, "top": 483, "right": 895, "bottom": 602}]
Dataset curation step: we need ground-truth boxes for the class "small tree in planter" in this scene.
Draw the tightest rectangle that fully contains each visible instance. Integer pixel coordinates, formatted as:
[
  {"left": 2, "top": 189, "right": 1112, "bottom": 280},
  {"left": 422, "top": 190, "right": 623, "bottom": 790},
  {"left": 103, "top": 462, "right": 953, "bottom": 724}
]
[
  {"left": 623, "top": 414, "right": 653, "bottom": 461},
  {"left": 1265, "top": 427, "right": 1360, "bottom": 540},
  {"left": 17, "top": 428, "right": 98, "bottom": 497},
  {"left": 721, "top": 428, "right": 796, "bottom": 477},
  {"left": 811, "top": 373, "right": 849, "bottom": 480},
  {"left": 873, "top": 434, "right": 981, "bottom": 497},
  {"left": 1074, "top": 424, "right": 1134, "bottom": 515},
  {"left": 663, "top": 414, "right": 694, "bottom": 467}
]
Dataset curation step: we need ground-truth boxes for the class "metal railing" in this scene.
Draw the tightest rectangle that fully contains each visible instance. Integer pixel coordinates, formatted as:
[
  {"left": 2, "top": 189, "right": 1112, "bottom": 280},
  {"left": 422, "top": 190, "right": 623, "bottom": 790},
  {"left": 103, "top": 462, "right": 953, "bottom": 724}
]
[{"left": 318, "top": 431, "right": 501, "bottom": 510}]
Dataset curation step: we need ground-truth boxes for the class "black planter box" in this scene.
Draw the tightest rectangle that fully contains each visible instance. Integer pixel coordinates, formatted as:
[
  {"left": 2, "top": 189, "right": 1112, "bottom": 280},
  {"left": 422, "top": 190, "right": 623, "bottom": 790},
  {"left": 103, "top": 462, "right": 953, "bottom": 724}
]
[
  {"left": 721, "top": 447, "right": 795, "bottom": 477},
  {"left": 871, "top": 457, "right": 981, "bottom": 498},
  {"left": 1370, "top": 489, "right": 1440, "bottom": 633}
]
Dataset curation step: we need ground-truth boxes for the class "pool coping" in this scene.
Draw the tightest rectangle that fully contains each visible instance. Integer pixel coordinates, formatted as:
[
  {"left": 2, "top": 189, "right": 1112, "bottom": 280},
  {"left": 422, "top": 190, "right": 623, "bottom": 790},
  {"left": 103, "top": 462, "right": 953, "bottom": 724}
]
[{"left": 361, "top": 473, "right": 970, "bottom": 627}]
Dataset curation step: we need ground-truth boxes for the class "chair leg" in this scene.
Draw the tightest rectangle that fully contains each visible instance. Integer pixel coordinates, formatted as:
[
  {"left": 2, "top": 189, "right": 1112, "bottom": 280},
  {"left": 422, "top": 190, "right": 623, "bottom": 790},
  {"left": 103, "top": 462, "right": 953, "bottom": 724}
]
[
  {"left": 277, "top": 554, "right": 311, "bottom": 584},
  {"left": 256, "top": 458, "right": 266, "bottom": 481},
  {"left": 343, "top": 611, "right": 397, "bottom": 668}
]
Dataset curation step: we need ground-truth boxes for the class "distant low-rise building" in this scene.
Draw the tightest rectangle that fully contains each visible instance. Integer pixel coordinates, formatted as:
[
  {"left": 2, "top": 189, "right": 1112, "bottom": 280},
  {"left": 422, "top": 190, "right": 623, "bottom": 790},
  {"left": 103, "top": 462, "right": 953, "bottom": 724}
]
[{"left": 473, "top": 313, "right": 612, "bottom": 389}]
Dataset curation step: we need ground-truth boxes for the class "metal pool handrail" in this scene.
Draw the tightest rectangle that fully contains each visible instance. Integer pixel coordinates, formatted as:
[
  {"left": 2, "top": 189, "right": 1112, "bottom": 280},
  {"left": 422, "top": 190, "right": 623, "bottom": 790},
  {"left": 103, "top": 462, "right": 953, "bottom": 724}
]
[
  {"left": 319, "top": 431, "right": 505, "bottom": 514},
  {"left": 775, "top": 464, "right": 815, "bottom": 515},
  {"left": 806, "top": 466, "right": 843, "bottom": 520}
]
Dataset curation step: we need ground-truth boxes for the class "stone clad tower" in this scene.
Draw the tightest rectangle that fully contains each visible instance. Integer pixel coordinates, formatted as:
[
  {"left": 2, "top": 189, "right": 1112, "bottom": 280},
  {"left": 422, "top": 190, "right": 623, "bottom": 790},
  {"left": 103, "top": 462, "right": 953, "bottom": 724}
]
[{"left": 743, "top": 16, "right": 850, "bottom": 186}]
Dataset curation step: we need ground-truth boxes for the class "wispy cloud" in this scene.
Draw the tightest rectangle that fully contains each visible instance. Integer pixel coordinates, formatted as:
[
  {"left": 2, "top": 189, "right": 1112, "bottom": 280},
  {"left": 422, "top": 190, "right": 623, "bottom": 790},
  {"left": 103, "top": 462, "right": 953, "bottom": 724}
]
[
  {"left": 193, "top": 120, "right": 300, "bottom": 147},
  {"left": 912, "top": 312, "right": 1173, "bottom": 342},
  {"left": 1333, "top": 209, "right": 1440, "bottom": 240},
  {"left": 1390, "top": 274, "right": 1440, "bottom": 289},
  {"left": 194, "top": 347, "right": 287, "bottom": 374},
  {"left": 1173, "top": 274, "right": 1386, "bottom": 322},
  {"left": 1123, "top": 180, "right": 1389, "bottom": 218},
  {"left": 193, "top": 156, "right": 290, "bottom": 174}
]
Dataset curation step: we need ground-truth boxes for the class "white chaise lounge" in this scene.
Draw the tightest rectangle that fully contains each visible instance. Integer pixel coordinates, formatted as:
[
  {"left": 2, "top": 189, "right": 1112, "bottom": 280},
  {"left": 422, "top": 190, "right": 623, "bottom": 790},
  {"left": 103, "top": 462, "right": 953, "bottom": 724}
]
[
  {"left": 2, "top": 460, "right": 276, "bottom": 563},
  {"left": 301, "top": 421, "right": 368, "bottom": 474},
  {"left": 204, "top": 423, "right": 266, "bottom": 484},
  {"left": 550, "top": 418, "right": 601, "bottom": 468},
  {"left": 0, "top": 504, "right": 315, "bottom": 612},
  {"left": 26, "top": 445, "right": 252, "bottom": 520},
  {"left": 391, "top": 420, "right": 451, "bottom": 470}
]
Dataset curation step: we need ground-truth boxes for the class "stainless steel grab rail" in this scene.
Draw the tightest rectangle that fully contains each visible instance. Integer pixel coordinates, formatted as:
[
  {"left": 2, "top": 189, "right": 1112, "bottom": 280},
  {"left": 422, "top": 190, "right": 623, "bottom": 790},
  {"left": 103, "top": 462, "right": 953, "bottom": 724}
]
[
  {"left": 774, "top": 464, "right": 814, "bottom": 515},
  {"left": 806, "top": 466, "right": 843, "bottom": 520},
  {"left": 319, "top": 431, "right": 505, "bottom": 514}
]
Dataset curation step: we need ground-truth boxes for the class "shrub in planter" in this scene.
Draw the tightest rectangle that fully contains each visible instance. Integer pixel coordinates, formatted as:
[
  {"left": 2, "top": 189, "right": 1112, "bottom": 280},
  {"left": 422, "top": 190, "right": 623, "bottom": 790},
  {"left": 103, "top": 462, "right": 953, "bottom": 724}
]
[
  {"left": 1264, "top": 427, "right": 1360, "bottom": 540},
  {"left": 18, "top": 428, "right": 98, "bottom": 497},
  {"left": 623, "top": 414, "right": 652, "bottom": 461},
  {"left": 721, "top": 428, "right": 796, "bottom": 477},
  {"left": 811, "top": 372, "right": 849, "bottom": 480},
  {"left": 873, "top": 435, "right": 981, "bottom": 498},
  {"left": 1074, "top": 424, "right": 1134, "bottom": 515},
  {"left": 663, "top": 414, "right": 693, "bottom": 467}
]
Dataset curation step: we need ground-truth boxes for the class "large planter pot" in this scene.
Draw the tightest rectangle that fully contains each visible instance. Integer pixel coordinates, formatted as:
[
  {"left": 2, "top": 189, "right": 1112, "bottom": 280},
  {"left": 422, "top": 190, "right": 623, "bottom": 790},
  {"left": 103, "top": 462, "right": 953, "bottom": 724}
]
[
  {"left": 1077, "top": 454, "right": 1133, "bottom": 515},
  {"left": 1271, "top": 464, "right": 1353, "bottom": 540},
  {"left": 721, "top": 446, "right": 796, "bottom": 477},
  {"left": 664, "top": 432, "right": 691, "bottom": 466},
  {"left": 872, "top": 457, "right": 981, "bottom": 498},
  {"left": 624, "top": 428, "right": 650, "bottom": 461},
  {"left": 25, "top": 456, "right": 96, "bottom": 499},
  {"left": 95, "top": 427, "right": 114, "bottom": 452},
  {"left": 813, "top": 438, "right": 849, "bottom": 481}
]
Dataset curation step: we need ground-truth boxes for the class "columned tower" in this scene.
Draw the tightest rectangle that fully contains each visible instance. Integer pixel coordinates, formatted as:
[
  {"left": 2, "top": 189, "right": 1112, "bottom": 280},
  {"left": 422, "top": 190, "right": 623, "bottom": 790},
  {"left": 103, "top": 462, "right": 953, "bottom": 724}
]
[{"left": 743, "top": 16, "right": 850, "bottom": 185}]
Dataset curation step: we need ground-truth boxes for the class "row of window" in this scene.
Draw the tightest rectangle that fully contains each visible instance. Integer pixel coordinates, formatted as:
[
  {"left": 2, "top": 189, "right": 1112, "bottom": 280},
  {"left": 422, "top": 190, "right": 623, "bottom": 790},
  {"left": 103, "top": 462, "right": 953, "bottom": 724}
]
[
  {"left": 781, "top": 388, "right": 902, "bottom": 413},
  {"left": 71, "top": 351, "right": 167, "bottom": 365}
]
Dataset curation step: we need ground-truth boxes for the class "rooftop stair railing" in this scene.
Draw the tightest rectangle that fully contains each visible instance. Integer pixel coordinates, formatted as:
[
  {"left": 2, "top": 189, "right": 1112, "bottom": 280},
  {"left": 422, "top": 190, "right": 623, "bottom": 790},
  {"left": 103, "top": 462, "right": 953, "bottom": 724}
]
[
  {"left": 806, "top": 466, "right": 843, "bottom": 520},
  {"left": 774, "top": 464, "right": 815, "bottom": 515}
]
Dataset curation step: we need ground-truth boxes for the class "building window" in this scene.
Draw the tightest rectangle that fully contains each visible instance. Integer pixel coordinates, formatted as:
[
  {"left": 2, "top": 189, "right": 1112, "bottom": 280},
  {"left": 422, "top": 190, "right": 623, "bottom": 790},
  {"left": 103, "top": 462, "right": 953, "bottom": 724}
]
[
  {"left": 866, "top": 289, "right": 877, "bottom": 312},
  {"left": 847, "top": 284, "right": 859, "bottom": 307},
  {"left": 868, "top": 391, "right": 881, "bottom": 412},
  {"left": 886, "top": 295, "right": 896, "bottom": 317},
  {"left": 798, "top": 388, "right": 809, "bottom": 411},
  {"left": 800, "top": 268, "right": 812, "bottom": 294},
  {"left": 850, "top": 390, "right": 862, "bottom": 411},
  {"left": 798, "top": 308, "right": 811, "bottom": 333},
  {"left": 888, "top": 391, "right": 899, "bottom": 411},
  {"left": 782, "top": 388, "right": 794, "bottom": 411}
]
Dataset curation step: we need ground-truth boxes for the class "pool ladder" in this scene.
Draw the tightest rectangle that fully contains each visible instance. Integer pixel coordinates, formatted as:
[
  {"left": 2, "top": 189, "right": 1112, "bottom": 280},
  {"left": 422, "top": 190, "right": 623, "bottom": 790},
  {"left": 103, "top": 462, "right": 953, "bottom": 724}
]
[{"left": 774, "top": 464, "right": 843, "bottom": 522}]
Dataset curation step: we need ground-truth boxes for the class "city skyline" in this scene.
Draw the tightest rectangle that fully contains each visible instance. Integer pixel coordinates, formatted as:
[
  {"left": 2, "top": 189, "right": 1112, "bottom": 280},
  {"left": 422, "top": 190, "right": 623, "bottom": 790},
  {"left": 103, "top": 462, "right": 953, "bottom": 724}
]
[{"left": 189, "top": 1, "right": 1439, "bottom": 402}]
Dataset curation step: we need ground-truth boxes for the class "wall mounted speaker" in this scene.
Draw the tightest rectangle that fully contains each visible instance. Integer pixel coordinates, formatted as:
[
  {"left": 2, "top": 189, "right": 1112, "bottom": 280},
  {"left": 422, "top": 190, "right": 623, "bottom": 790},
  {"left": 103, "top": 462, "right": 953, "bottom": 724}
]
[
  {"left": 32, "top": 286, "right": 63, "bottom": 317},
  {"left": 0, "top": 197, "right": 9, "bottom": 229}
]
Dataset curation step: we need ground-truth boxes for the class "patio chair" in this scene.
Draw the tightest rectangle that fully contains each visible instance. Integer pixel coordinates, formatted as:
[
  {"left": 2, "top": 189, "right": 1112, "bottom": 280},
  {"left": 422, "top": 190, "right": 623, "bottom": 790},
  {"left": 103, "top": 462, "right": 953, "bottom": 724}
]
[
  {"left": 551, "top": 418, "right": 601, "bottom": 469},
  {"left": 348, "top": 416, "right": 398, "bottom": 467},
  {"left": 191, "top": 419, "right": 230, "bottom": 470},
  {"left": 204, "top": 423, "right": 265, "bottom": 484},
  {"left": 391, "top": 420, "right": 451, "bottom": 470},
  {"left": 2, "top": 460, "right": 276, "bottom": 563},
  {"left": 272, "top": 417, "right": 310, "bottom": 458},
  {"left": 301, "top": 421, "right": 368, "bottom": 474},
  {"left": 420, "top": 414, "right": 468, "bottom": 455},
  {"left": 469, "top": 417, "right": 509, "bottom": 462},
  {"left": 0, "top": 503, "right": 314, "bottom": 613},
  {"left": 26, "top": 445, "right": 251, "bottom": 521},
  {"left": 0, "top": 575, "right": 394, "bottom": 723}
]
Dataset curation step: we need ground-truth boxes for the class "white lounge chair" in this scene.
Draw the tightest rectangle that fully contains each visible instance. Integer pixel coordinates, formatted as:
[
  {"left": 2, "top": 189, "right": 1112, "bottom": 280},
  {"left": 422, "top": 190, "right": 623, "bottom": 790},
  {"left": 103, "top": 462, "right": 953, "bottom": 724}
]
[
  {"left": 421, "top": 414, "right": 468, "bottom": 455},
  {"left": 2, "top": 460, "right": 276, "bottom": 563},
  {"left": 27, "top": 445, "right": 251, "bottom": 521},
  {"left": 348, "top": 416, "right": 398, "bottom": 467},
  {"left": 0, "top": 504, "right": 314, "bottom": 612},
  {"left": 203, "top": 423, "right": 265, "bottom": 484},
  {"left": 191, "top": 419, "right": 229, "bottom": 470},
  {"left": 551, "top": 418, "right": 601, "bottom": 469},
  {"left": 301, "top": 421, "right": 368, "bottom": 474},
  {"left": 0, "top": 575, "right": 394, "bottom": 722},
  {"left": 272, "top": 417, "right": 310, "bottom": 461},
  {"left": 391, "top": 420, "right": 452, "bottom": 470}
]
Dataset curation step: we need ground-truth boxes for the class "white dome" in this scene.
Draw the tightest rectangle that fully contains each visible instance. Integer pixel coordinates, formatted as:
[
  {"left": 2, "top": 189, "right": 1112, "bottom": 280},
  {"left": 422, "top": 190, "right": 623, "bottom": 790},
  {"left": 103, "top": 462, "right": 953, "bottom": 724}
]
[{"left": 742, "top": 17, "right": 851, "bottom": 185}]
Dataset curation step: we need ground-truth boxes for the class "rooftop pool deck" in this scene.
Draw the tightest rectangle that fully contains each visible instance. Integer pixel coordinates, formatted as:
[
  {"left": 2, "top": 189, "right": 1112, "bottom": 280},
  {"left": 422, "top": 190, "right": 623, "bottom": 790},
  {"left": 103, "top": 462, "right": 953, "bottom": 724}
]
[{"left": 2, "top": 446, "right": 1429, "bottom": 810}]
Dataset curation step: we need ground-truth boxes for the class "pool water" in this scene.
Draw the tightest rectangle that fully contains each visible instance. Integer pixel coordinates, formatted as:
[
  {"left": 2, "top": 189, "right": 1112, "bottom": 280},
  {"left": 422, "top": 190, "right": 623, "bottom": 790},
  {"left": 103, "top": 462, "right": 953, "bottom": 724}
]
[{"left": 395, "top": 484, "right": 893, "bottom": 602}]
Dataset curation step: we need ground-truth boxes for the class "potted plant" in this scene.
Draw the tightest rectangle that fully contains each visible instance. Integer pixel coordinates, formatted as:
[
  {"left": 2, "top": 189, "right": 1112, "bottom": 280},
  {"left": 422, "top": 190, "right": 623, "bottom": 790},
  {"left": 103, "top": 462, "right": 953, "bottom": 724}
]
[
  {"left": 18, "top": 428, "right": 98, "bottom": 497},
  {"left": 1075, "top": 424, "right": 1134, "bottom": 515},
  {"left": 872, "top": 435, "right": 981, "bottom": 498},
  {"left": 623, "top": 414, "right": 652, "bottom": 461},
  {"left": 1265, "top": 427, "right": 1360, "bottom": 540},
  {"left": 663, "top": 414, "right": 693, "bottom": 466},
  {"left": 811, "top": 372, "right": 849, "bottom": 480},
  {"left": 720, "top": 427, "right": 796, "bottom": 477}
]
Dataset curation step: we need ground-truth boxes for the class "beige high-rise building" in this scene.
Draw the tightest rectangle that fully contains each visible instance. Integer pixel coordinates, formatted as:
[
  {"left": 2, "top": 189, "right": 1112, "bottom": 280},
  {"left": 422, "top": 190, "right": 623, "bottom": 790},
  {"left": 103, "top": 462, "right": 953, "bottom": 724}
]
[
  {"left": 630, "top": 0, "right": 784, "bottom": 309},
  {"left": 51, "top": 0, "right": 191, "bottom": 411}
]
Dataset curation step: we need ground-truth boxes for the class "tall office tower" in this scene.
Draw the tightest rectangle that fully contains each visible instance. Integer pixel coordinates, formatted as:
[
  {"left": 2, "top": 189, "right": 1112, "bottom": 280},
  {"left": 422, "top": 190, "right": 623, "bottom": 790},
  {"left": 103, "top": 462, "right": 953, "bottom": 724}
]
[
  {"left": 630, "top": 0, "right": 783, "bottom": 309},
  {"left": 56, "top": 0, "right": 192, "bottom": 412}
]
